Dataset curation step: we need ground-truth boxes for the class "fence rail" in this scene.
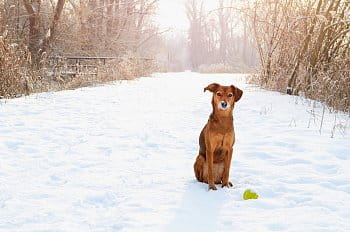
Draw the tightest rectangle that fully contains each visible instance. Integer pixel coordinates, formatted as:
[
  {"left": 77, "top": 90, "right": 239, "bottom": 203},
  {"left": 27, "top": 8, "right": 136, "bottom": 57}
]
[{"left": 47, "top": 56, "right": 153, "bottom": 78}]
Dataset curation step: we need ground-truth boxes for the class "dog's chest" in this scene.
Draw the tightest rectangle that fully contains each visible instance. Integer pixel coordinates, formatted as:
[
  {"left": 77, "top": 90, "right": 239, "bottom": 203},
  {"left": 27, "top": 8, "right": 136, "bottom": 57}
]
[
  {"left": 208, "top": 115, "right": 234, "bottom": 134},
  {"left": 212, "top": 133, "right": 234, "bottom": 162},
  {"left": 218, "top": 132, "right": 233, "bottom": 144},
  {"left": 212, "top": 132, "right": 234, "bottom": 148}
]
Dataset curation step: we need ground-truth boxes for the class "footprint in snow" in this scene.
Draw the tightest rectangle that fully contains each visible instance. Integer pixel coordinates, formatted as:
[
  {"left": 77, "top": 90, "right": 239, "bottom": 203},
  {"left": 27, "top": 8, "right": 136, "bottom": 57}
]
[
  {"left": 313, "top": 164, "right": 339, "bottom": 175},
  {"left": 47, "top": 174, "right": 67, "bottom": 186},
  {"left": 83, "top": 192, "right": 118, "bottom": 208}
]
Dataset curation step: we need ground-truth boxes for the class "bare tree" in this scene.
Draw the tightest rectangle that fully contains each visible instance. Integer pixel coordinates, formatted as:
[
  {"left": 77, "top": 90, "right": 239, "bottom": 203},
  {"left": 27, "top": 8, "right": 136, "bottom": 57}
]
[
  {"left": 186, "top": 0, "right": 206, "bottom": 69},
  {"left": 186, "top": 0, "right": 257, "bottom": 71},
  {"left": 22, "top": 0, "right": 66, "bottom": 63}
]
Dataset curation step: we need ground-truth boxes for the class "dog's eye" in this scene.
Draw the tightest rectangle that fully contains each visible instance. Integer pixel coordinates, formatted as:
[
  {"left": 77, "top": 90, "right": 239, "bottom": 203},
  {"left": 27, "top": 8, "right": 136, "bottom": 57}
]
[
  {"left": 228, "top": 93, "right": 233, "bottom": 97},
  {"left": 216, "top": 92, "right": 222, "bottom": 97}
]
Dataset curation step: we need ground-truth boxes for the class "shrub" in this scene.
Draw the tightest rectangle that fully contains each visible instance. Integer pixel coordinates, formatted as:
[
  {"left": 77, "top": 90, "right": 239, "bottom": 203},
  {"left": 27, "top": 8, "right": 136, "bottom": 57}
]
[{"left": 0, "top": 32, "right": 35, "bottom": 98}]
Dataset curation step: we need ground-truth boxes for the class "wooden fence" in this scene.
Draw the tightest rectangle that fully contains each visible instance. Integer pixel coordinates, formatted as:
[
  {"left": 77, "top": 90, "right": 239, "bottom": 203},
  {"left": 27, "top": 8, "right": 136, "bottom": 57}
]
[{"left": 47, "top": 56, "right": 153, "bottom": 78}]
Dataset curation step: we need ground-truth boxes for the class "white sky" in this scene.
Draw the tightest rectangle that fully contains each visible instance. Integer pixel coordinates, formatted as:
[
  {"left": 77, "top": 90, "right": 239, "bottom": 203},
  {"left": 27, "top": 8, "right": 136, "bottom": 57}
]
[
  {"left": 155, "top": 0, "right": 188, "bottom": 30},
  {"left": 155, "top": 0, "right": 218, "bottom": 31}
]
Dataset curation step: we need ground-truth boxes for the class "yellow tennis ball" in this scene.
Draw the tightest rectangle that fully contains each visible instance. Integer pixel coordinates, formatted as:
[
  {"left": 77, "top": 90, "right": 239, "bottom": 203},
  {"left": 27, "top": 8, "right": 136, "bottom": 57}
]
[{"left": 243, "top": 189, "right": 259, "bottom": 200}]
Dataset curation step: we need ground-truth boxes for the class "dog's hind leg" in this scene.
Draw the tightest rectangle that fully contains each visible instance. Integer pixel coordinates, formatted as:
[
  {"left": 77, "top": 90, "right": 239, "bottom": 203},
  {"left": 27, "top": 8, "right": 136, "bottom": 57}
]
[
  {"left": 194, "top": 155, "right": 224, "bottom": 185},
  {"left": 194, "top": 154, "right": 205, "bottom": 182}
]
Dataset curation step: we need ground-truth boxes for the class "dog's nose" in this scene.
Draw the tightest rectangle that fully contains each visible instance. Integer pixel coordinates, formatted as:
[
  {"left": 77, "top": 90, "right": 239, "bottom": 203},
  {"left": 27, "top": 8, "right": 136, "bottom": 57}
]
[{"left": 221, "top": 101, "right": 227, "bottom": 108}]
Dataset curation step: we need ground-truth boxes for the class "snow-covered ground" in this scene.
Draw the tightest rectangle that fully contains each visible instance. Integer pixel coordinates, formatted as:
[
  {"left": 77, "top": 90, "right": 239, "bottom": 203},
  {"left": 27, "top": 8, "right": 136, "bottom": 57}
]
[{"left": 1, "top": 72, "right": 350, "bottom": 232}]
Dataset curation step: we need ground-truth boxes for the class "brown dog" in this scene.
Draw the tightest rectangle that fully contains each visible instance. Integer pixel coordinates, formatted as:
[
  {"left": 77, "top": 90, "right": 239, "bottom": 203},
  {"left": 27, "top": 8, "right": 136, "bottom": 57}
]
[{"left": 194, "top": 83, "right": 243, "bottom": 190}]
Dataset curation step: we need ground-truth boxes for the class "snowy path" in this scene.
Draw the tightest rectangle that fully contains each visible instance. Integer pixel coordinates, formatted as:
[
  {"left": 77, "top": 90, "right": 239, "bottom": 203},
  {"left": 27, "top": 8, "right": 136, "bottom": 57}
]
[{"left": 1, "top": 73, "right": 350, "bottom": 231}]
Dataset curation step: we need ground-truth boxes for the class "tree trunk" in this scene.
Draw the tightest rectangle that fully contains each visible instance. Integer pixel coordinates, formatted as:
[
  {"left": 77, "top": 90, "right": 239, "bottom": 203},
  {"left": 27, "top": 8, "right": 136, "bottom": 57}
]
[
  {"left": 22, "top": 0, "right": 41, "bottom": 61},
  {"left": 107, "top": 0, "right": 114, "bottom": 36},
  {"left": 23, "top": 0, "right": 65, "bottom": 64},
  {"left": 41, "top": 0, "right": 66, "bottom": 56}
]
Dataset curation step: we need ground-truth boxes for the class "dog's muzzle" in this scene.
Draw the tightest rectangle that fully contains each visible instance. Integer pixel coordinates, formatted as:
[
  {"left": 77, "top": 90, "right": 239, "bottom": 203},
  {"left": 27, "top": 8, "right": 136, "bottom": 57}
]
[{"left": 219, "top": 101, "right": 229, "bottom": 110}]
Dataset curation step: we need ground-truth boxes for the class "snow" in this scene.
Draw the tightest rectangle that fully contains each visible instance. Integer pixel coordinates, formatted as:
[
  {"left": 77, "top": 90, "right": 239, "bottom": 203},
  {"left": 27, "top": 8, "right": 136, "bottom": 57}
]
[{"left": 1, "top": 72, "right": 350, "bottom": 231}]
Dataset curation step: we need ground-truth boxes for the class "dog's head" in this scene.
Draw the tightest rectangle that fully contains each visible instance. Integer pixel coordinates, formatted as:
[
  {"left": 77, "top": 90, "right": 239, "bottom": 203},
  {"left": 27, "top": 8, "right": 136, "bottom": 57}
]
[{"left": 204, "top": 83, "right": 243, "bottom": 112}]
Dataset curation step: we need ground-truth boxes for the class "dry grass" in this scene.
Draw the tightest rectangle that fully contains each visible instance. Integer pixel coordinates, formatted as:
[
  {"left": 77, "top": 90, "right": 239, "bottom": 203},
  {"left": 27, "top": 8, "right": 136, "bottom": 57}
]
[
  {"left": 198, "top": 63, "right": 254, "bottom": 74},
  {"left": 47, "top": 56, "right": 156, "bottom": 92},
  {"left": 0, "top": 33, "right": 35, "bottom": 98},
  {"left": 248, "top": 64, "right": 350, "bottom": 113},
  {"left": 100, "top": 57, "right": 156, "bottom": 81},
  {"left": 247, "top": 0, "right": 350, "bottom": 114},
  {"left": 1, "top": 31, "right": 156, "bottom": 98}
]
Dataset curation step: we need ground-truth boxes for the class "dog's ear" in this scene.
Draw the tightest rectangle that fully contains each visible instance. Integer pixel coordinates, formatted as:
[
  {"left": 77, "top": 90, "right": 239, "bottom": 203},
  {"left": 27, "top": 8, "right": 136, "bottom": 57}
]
[
  {"left": 231, "top": 85, "right": 243, "bottom": 102},
  {"left": 204, "top": 83, "right": 220, "bottom": 93}
]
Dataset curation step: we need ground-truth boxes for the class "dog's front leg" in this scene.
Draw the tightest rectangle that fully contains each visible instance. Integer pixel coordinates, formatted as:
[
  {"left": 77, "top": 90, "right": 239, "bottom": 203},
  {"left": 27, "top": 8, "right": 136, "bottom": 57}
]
[
  {"left": 206, "top": 150, "right": 217, "bottom": 190},
  {"left": 222, "top": 148, "right": 233, "bottom": 188},
  {"left": 205, "top": 138, "right": 217, "bottom": 191}
]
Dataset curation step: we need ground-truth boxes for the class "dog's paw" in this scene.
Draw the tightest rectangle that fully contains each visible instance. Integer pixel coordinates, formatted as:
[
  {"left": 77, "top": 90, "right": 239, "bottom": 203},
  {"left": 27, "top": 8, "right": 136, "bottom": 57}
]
[
  {"left": 222, "top": 181, "right": 233, "bottom": 188},
  {"left": 208, "top": 183, "right": 217, "bottom": 191}
]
